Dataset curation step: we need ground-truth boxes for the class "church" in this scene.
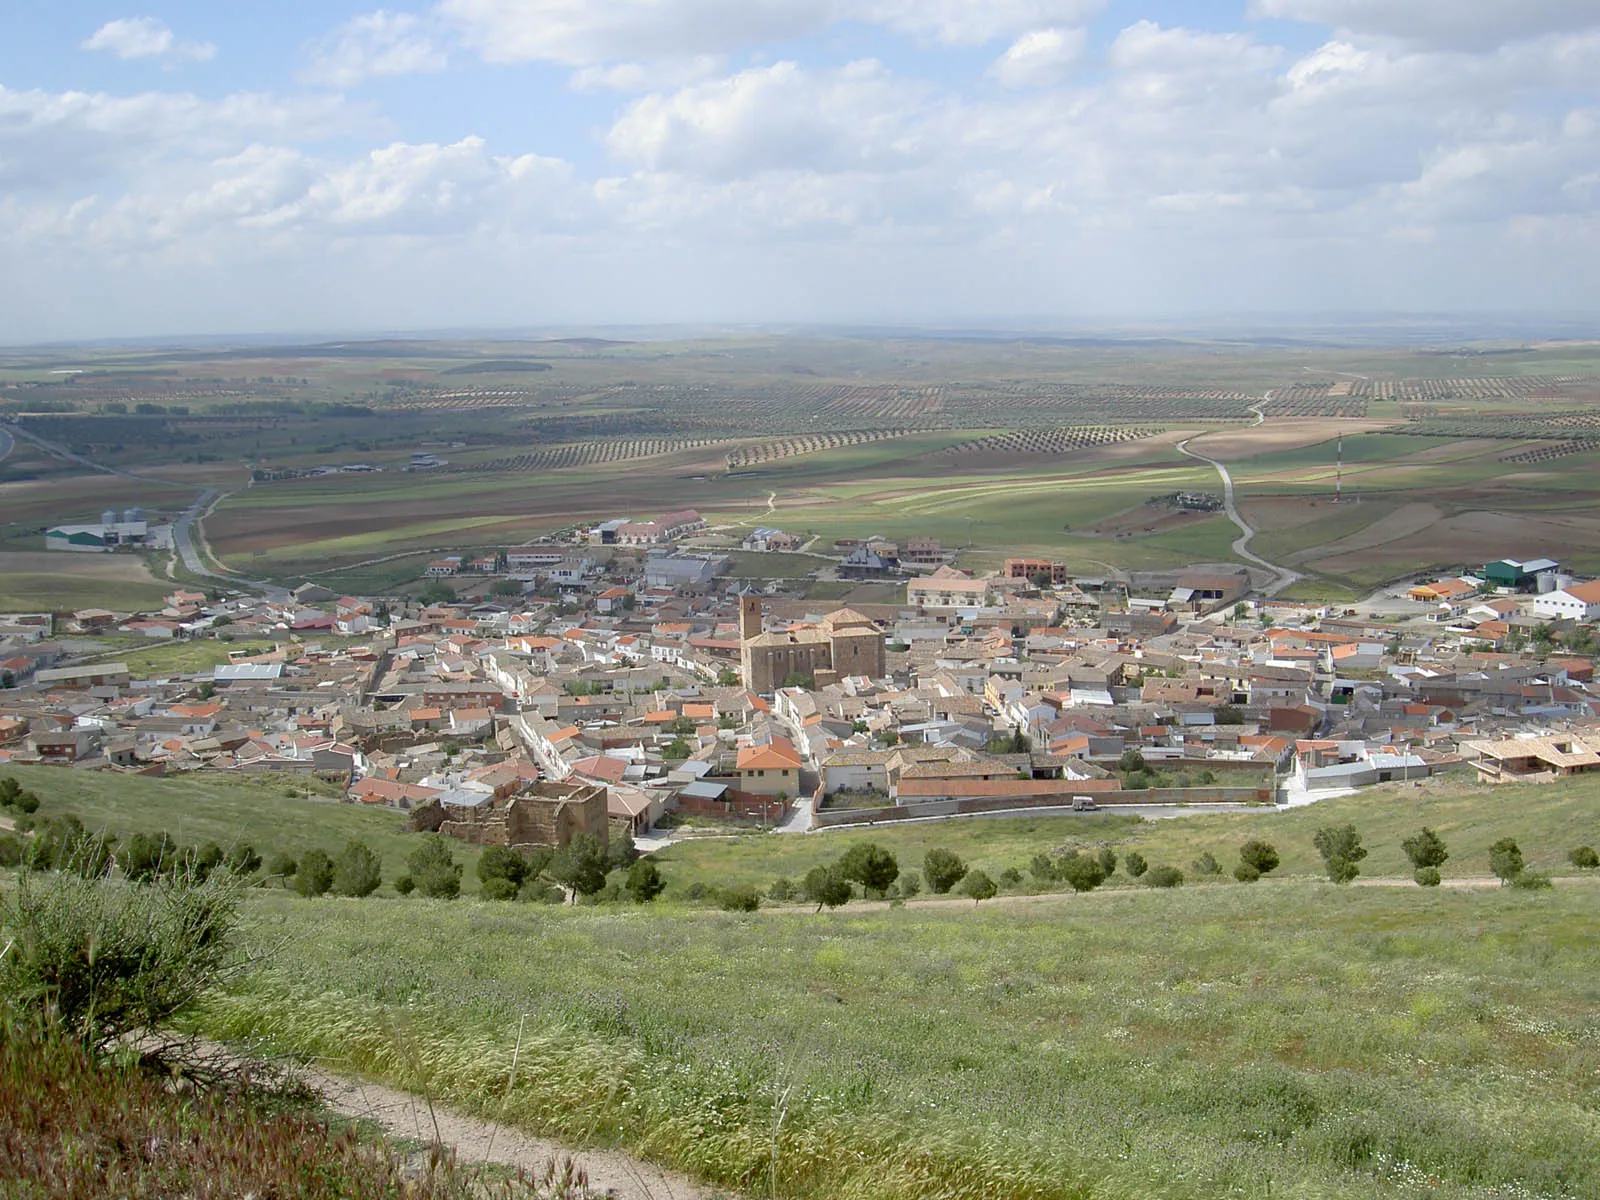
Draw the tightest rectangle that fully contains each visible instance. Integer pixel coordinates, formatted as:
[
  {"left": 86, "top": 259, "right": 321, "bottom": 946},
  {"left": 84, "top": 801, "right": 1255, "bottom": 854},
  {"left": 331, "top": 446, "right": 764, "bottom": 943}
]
[{"left": 738, "top": 596, "right": 887, "bottom": 694}]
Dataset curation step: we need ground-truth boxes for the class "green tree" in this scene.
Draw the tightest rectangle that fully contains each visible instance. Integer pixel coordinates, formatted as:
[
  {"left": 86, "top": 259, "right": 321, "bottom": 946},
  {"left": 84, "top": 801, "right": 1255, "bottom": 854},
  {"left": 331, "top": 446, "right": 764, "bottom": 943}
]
[
  {"left": 116, "top": 831, "right": 179, "bottom": 883},
  {"left": 1191, "top": 851, "right": 1222, "bottom": 876},
  {"left": 1233, "top": 861, "right": 1261, "bottom": 883},
  {"left": 960, "top": 870, "right": 997, "bottom": 904},
  {"left": 480, "top": 876, "right": 519, "bottom": 901},
  {"left": 1313, "top": 824, "right": 1367, "bottom": 884},
  {"left": 1414, "top": 866, "right": 1442, "bottom": 887},
  {"left": 1097, "top": 847, "right": 1117, "bottom": 877},
  {"left": 550, "top": 833, "right": 609, "bottom": 898},
  {"left": 405, "top": 835, "right": 461, "bottom": 899},
  {"left": 838, "top": 841, "right": 899, "bottom": 892},
  {"left": 767, "top": 876, "right": 795, "bottom": 902},
  {"left": 0, "top": 834, "right": 21, "bottom": 867},
  {"left": 625, "top": 858, "right": 666, "bottom": 903},
  {"left": 331, "top": 840, "right": 382, "bottom": 898},
  {"left": 477, "top": 844, "right": 530, "bottom": 889},
  {"left": 294, "top": 848, "right": 335, "bottom": 897},
  {"left": 1239, "top": 840, "right": 1280, "bottom": 875},
  {"left": 1488, "top": 837, "right": 1524, "bottom": 886},
  {"left": 1029, "top": 852, "right": 1059, "bottom": 883},
  {"left": 1058, "top": 852, "right": 1106, "bottom": 893},
  {"left": 1124, "top": 851, "right": 1148, "bottom": 878},
  {"left": 1117, "top": 748, "right": 1147, "bottom": 774},
  {"left": 922, "top": 848, "right": 968, "bottom": 894},
  {"left": 719, "top": 884, "right": 761, "bottom": 912},
  {"left": 183, "top": 842, "right": 226, "bottom": 883},
  {"left": 781, "top": 671, "right": 815, "bottom": 690},
  {"left": 898, "top": 870, "right": 921, "bottom": 898},
  {"left": 802, "top": 865, "right": 852, "bottom": 911},
  {"left": 224, "top": 843, "right": 261, "bottom": 877},
  {"left": 1401, "top": 828, "right": 1449, "bottom": 872},
  {"left": 1569, "top": 845, "right": 1599, "bottom": 869},
  {"left": 263, "top": 851, "right": 297, "bottom": 886}
]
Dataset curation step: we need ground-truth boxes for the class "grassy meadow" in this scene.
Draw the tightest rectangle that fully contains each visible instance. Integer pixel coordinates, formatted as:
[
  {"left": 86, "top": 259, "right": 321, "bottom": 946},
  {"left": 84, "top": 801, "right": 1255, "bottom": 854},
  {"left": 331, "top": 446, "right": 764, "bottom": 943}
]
[
  {"left": 656, "top": 772, "right": 1600, "bottom": 896},
  {"left": 205, "top": 879, "right": 1600, "bottom": 1200},
  {"left": 2, "top": 764, "right": 486, "bottom": 894}
]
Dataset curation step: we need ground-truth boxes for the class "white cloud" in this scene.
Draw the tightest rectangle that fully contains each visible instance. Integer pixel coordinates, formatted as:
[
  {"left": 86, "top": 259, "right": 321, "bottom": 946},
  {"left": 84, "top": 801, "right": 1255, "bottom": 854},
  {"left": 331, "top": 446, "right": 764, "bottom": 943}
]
[
  {"left": 606, "top": 60, "right": 933, "bottom": 179},
  {"left": 437, "top": 0, "right": 1107, "bottom": 70},
  {"left": 1250, "top": 0, "right": 1600, "bottom": 52},
  {"left": 991, "top": 28, "right": 1087, "bottom": 87},
  {"left": 302, "top": 11, "right": 448, "bottom": 88},
  {"left": 82, "top": 17, "right": 216, "bottom": 64}
]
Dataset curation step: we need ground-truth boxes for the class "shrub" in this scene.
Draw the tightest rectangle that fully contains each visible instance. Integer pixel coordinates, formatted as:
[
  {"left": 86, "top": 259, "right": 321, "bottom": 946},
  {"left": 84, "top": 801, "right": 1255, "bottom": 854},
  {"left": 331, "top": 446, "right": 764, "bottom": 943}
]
[
  {"left": 1058, "top": 853, "right": 1106, "bottom": 893},
  {"left": 998, "top": 867, "right": 1023, "bottom": 888},
  {"left": 118, "top": 831, "right": 180, "bottom": 883},
  {"left": 331, "top": 841, "right": 382, "bottom": 898},
  {"left": 549, "top": 834, "right": 608, "bottom": 898},
  {"left": 1192, "top": 851, "right": 1222, "bottom": 876},
  {"left": 480, "top": 876, "right": 519, "bottom": 901},
  {"left": 407, "top": 836, "right": 463, "bottom": 900},
  {"left": 1124, "top": 851, "right": 1148, "bottom": 878},
  {"left": 1239, "top": 839, "right": 1280, "bottom": 875},
  {"left": 0, "top": 834, "right": 22, "bottom": 867},
  {"left": 225, "top": 843, "right": 262, "bottom": 877},
  {"left": 719, "top": 884, "right": 762, "bottom": 912},
  {"left": 1029, "top": 853, "right": 1057, "bottom": 883},
  {"left": 625, "top": 859, "right": 666, "bottom": 903},
  {"left": 294, "top": 849, "right": 334, "bottom": 897},
  {"left": 1314, "top": 824, "right": 1367, "bottom": 884},
  {"left": 1414, "top": 867, "right": 1442, "bottom": 887},
  {"left": 1233, "top": 862, "right": 1261, "bottom": 883},
  {"left": 767, "top": 876, "right": 795, "bottom": 902},
  {"left": 1511, "top": 870, "right": 1553, "bottom": 891},
  {"left": 1143, "top": 866, "right": 1184, "bottom": 888},
  {"left": 1570, "top": 845, "right": 1599, "bottom": 869},
  {"left": 392, "top": 875, "right": 416, "bottom": 896},
  {"left": 838, "top": 841, "right": 899, "bottom": 892},
  {"left": 802, "top": 865, "right": 852, "bottom": 911},
  {"left": 263, "top": 851, "right": 297, "bottom": 885},
  {"left": 960, "top": 870, "right": 997, "bottom": 904},
  {"left": 1117, "top": 749, "right": 1147, "bottom": 773},
  {"left": 518, "top": 879, "right": 564, "bottom": 904},
  {"left": 477, "top": 845, "right": 530, "bottom": 889},
  {"left": 183, "top": 841, "right": 226, "bottom": 883},
  {"left": 1488, "top": 837, "right": 1524, "bottom": 886},
  {"left": 0, "top": 867, "right": 243, "bottom": 1051},
  {"left": 0, "top": 777, "right": 40, "bottom": 815},
  {"left": 898, "top": 870, "right": 921, "bottom": 898},
  {"left": 922, "top": 848, "right": 968, "bottom": 894},
  {"left": 1401, "top": 827, "right": 1449, "bottom": 871},
  {"left": 1097, "top": 847, "right": 1117, "bottom": 877}
]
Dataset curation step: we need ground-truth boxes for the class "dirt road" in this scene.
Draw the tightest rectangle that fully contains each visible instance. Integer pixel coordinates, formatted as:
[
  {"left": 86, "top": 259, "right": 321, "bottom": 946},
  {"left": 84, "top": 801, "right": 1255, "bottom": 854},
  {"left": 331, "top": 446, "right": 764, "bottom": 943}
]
[{"left": 299, "top": 1062, "right": 738, "bottom": 1200}]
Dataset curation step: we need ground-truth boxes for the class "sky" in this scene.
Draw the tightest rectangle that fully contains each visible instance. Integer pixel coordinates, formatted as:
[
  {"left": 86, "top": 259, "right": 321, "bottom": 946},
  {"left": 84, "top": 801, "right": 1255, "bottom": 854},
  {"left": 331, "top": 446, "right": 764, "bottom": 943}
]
[{"left": 3, "top": 0, "right": 1599, "bottom": 341}]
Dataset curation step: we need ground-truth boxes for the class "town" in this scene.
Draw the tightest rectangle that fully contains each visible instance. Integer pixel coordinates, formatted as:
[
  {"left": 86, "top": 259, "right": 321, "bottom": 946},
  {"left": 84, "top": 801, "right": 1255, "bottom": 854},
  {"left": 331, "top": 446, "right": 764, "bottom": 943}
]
[{"left": 6, "top": 499, "right": 1597, "bottom": 860}]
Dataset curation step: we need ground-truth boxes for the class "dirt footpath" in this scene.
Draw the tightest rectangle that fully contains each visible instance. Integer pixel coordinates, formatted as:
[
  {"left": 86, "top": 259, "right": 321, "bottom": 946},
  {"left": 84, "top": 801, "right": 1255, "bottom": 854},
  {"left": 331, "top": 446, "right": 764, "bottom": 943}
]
[{"left": 298, "top": 1063, "right": 740, "bottom": 1200}]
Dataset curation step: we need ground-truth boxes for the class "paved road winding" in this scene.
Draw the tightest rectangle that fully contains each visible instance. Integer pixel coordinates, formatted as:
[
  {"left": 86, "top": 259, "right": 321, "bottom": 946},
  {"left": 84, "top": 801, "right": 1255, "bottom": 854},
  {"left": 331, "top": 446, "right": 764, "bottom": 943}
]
[{"left": 1175, "top": 394, "right": 1302, "bottom": 597}]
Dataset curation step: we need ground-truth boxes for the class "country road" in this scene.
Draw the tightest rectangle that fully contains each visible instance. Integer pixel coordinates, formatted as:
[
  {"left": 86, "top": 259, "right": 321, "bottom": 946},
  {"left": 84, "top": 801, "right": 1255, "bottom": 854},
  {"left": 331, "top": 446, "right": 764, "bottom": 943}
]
[
  {"left": 0, "top": 425, "right": 14, "bottom": 467},
  {"left": 1176, "top": 394, "right": 1302, "bottom": 597},
  {"left": 1, "top": 421, "right": 288, "bottom": 602}
]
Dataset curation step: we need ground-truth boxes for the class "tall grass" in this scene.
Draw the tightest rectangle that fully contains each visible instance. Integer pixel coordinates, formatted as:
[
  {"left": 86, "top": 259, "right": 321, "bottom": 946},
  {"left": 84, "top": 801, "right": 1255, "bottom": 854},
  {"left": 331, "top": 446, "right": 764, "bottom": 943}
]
[{"left": 202, "top": 884, "right": 1600, "bottom": 1200}]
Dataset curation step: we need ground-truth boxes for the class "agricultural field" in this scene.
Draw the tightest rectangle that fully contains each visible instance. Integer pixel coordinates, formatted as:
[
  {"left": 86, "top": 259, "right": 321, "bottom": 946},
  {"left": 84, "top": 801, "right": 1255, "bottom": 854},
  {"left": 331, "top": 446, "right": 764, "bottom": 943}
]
[
  {"left": 9, "top": 334, "right": 1600, "bottom": 597},
  {"left": 0, "top": 550, "right": 173, "bottom": 613}
]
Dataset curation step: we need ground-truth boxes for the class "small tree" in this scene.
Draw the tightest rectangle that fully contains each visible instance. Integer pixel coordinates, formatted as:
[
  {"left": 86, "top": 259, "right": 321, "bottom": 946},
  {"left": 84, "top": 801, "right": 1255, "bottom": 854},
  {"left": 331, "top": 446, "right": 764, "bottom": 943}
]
[
  {"left": 1124, "top": 851, "right": 1148, "bottom": 878},
  {"left": 719, "top": 884, "right": 761, "bottom": 912},
  {"left": 1191, "top": 851, "right": 1222, "bottom": 877},
  {"left": 294, "top": 848, "right": 335, "bottom": 897},
  {"left": 1143, "top": 865, "right": 1184, "bottom": 888},
  {"left": 1401, "top": 828, "right": 1449, "bottom": 872},
  {"left": 1233, "top": 861, "right": 1261, "bottom": 883},
  {"left": 225, "top": 842, "right": 262, "bottom": 877},
  {"left": 331, "top": 840, "right": 382, "bottom": 898},
  {"left": 802, "top": 865, "right": 852, "bottom": 912},
  {"left": 838, "top": 841, "right": 899, "bottom": 892},
  {"left": 1488, "top": 837, "right": 1524, "bottom": 886},
  {"left": 477, "top": 844, "right": 530, "bottom": 889},
  {"left": 898, "top": 870, "right": 921, "bottom": 898},
  {"left": 117, "top": 831, "right": 179, "bottom": 883},
  {"left": 625, "top": 858, "right": 666, "bottom": 903},
  {"left": 1117, "top": 748, "right": 1147, "bottom": 774},
  {"left": 263, "top": 851, "right": 297, "bottom": 886},
  {"left": 481, "top": 876, "right": 519, "bottom": 901},
  {"left": 1569, "top": 845, "right": 1599, "bottom": 870},
  {"left": 1313, "top": 824, "right": 1367, "bottom": 884},
  {"left": 1029, "top": 852, "right": 1058, "bottom": 883},
  {"left": 960, "top": 870, "right": 997, "bottom": 904},
  {"left": 1414, "top": 866, "right": 1442, "bottom": 887},
  {"left": 405, "top": 835, "right": 462, "bottom": 900},
  {"left": 922, "top": 848, "right": 968, "bottom": 894},
  {"left": 1097, "top": 847, "right": 1117, "bottom": 877},
  {"left": 768, "top": 876, "right": 796, "bottom": 902},
  {"left": 550, "top": 833, "right": 609, "bottom": 899},
  {"left": 1238, "top": 840, "right": 1280, "bottom": 876},
  {"left": 1058, "top": 853, "right": 1106, "bottom": 893}
]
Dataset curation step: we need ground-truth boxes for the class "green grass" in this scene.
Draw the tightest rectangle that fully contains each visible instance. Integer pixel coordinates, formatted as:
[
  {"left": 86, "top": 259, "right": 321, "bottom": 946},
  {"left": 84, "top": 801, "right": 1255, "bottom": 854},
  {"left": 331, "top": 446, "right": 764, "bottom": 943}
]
[
  {"left": 656, "top": 772, "right": 1599, "bottom": 894},
  {"left": 83, "top": 638, "right": 280, "bottom": 677},
  {"left": 718, "top": 550, "right": 824, "bottom": 579},
  {"left": 4, "top": 764, "right": 485, "bottom": 895},
  {"left": 0, "top": 575, "right": 172, "bottom": 613},
  {"left": 204, "top": 878, "right": 1600, "bottom": 1200}
]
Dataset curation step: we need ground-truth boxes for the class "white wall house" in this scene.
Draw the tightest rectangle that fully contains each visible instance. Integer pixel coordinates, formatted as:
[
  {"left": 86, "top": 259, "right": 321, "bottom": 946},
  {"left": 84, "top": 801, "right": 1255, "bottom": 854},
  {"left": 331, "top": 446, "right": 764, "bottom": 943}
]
[{"left": 1531, "top": 580, "right": 1600, "bottom": 623}]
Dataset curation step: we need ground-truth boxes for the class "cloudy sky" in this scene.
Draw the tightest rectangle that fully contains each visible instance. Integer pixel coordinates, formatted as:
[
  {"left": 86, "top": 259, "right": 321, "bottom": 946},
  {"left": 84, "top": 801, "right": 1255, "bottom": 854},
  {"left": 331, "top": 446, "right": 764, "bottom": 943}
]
[{"left": 3, "top": 1, "right": 1599, "bottom": 340}]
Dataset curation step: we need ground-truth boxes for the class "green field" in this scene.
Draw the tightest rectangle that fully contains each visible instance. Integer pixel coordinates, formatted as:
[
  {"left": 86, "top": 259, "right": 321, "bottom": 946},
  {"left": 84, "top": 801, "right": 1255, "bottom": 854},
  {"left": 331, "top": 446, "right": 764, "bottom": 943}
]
[
  {"left": 656, "top": 772, "right": 1598, "bottom": 895},
  {"left": 3, "top": 764, "right": 486, "bottom": 895},
  {"left": 205, "top": 878, "right": 1600, "bottom": 1200}
]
